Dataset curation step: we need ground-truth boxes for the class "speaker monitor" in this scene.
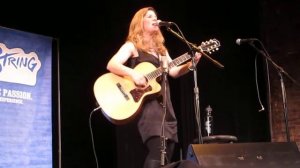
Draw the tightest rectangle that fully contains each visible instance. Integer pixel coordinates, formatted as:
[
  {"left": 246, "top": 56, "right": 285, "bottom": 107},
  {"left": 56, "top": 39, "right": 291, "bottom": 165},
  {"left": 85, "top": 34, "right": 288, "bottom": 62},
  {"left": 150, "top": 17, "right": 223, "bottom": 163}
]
[{"left": 186, "top": 142, "right": 300, "bottom": 168}]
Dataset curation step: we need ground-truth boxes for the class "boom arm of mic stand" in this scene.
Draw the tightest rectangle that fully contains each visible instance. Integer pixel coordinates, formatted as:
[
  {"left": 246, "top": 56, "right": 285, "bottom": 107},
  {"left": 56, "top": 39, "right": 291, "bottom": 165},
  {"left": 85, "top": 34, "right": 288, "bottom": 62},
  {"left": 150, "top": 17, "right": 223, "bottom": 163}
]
[
  {"left": 248, "top": 41, "right": 299, "bottom": 142},
  {"left": 249, "top": 42, "right": 300, "bottom": 87},
  {"left": 166, "top": 27, "right": 224, "bottom": 69}
]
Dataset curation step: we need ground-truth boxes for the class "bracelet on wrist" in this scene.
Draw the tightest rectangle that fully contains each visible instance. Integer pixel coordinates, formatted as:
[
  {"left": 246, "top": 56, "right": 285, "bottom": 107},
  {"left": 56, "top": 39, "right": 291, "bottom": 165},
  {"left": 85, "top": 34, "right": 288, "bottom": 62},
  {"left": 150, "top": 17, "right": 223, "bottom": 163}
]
[
  {"left": 186, "top": 61, "right": 194, "bottom": 71},
  {"left": 188, "top": 65, "right": 194, "bottom": 71}
]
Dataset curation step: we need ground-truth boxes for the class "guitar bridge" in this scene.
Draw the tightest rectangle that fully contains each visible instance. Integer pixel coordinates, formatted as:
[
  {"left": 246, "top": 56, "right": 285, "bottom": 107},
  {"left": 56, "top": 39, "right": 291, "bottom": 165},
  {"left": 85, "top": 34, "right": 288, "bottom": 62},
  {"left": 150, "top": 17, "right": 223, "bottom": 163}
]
[{"left": 116, "top": 83, "right": 129, "bottom": 100}]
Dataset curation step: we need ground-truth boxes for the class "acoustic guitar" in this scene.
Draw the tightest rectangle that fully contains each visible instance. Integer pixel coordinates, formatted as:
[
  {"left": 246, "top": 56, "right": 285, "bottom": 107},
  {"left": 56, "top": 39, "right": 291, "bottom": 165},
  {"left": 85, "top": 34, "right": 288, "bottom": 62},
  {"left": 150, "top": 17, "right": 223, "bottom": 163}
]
[{"left": 94, "top": 39, "right": 220, "bottom": 124}]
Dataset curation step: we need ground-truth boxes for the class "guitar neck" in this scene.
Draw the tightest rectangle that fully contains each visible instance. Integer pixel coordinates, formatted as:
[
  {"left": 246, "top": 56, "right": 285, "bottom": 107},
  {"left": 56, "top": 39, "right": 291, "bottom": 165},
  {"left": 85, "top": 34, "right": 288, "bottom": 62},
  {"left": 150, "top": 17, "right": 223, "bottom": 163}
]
[
  {"left": 144, "top": 52, "right": 191, "bottom": 81},
  {"left": 144, "top": 38, "right": 220, "bottom": 81},
  {"left": 169, "top": 53, "right": 191, "bottom": 69}
]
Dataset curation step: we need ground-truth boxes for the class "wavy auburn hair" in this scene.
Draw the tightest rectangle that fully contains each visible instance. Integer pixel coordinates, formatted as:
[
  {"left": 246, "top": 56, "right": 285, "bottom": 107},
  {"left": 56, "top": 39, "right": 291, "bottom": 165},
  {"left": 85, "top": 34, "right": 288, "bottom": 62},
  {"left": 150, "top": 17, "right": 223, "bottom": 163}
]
[{"left": 127, "top": 7, "right": 167, "bottom": 56}]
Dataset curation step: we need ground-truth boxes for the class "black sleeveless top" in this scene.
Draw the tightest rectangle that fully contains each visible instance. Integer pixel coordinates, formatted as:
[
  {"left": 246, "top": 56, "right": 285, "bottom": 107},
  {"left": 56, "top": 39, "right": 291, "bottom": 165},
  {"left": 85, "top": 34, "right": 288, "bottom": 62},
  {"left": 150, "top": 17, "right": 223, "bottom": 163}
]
[{"left": 127, "top": 50, "right": 178, "bottom": 143}]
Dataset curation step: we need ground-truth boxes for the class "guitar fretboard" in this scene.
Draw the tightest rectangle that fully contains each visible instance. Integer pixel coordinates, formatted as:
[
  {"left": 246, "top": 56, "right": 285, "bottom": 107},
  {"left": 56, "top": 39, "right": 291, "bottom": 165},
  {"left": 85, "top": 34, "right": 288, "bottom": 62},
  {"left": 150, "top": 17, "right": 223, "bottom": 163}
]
[
  {"left": 144, "top": 53, "right": 191, "bottom": 81},
  {"left": 144, "top": 38, "right": 220, "bottom": 81},
  {"left": 169, "top": 53, "right": 191, "bottom": 69}
]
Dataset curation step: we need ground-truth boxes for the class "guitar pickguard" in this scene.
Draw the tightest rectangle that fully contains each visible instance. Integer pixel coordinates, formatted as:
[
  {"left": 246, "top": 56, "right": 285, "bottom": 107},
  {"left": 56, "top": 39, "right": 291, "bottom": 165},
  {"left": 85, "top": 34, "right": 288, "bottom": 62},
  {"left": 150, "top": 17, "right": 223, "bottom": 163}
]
[{"left": 130, "top": 85, "right": 152, "bottom": 102}]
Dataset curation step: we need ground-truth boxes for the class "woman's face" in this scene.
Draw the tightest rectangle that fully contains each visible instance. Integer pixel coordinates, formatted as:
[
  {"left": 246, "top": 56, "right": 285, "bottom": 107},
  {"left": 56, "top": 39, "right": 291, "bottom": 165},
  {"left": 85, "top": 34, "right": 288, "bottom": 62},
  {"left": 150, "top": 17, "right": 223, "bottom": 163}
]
[{"left": 143, "top": 10, "right": 159, "bottom": 33}]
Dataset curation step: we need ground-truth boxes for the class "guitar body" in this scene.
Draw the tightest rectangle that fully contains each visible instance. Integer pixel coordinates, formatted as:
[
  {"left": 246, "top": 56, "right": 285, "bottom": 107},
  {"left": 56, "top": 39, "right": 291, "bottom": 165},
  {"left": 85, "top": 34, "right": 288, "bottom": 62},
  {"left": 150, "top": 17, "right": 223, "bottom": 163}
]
[{"left": 93, "top": 62, "right": 161, "bottom": 124}]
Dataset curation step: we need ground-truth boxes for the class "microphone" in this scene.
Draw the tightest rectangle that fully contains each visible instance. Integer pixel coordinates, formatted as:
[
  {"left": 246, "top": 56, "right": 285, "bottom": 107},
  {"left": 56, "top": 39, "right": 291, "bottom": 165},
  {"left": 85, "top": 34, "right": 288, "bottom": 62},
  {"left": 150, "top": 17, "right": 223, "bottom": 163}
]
[
  {"left": 154, "top": 20, "right": 173, "bottom": 27},
  {"left": 236, "top": 38, "right": 258, "bottom": 45}
]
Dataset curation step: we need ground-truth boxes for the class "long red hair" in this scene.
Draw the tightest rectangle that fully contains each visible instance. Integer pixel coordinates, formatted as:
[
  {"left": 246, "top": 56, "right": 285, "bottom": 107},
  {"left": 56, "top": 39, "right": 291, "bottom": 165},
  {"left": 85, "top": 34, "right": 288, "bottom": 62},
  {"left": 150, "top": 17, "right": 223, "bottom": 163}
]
[{"left": 127, "top": 7, "right": 167, "bottom": 56}]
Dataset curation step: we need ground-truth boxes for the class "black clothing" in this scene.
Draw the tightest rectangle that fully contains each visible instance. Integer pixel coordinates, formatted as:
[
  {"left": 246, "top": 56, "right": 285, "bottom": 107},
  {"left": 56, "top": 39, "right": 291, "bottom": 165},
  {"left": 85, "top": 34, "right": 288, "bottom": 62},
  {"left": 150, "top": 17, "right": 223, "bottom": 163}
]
[
  {"left": 128, "top": 50, "right": 178, "bottom": 143},
  {"left": 143, "top": 136, "right": 175, "bottom": 168}
]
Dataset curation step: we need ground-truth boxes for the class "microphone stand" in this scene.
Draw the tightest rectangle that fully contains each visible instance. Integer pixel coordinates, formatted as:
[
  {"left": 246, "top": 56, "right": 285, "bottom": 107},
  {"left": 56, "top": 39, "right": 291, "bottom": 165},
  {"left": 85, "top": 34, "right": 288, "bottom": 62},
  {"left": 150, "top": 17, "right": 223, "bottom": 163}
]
[
  {"left": 189, "top": 49, "right": 203, "bottom": 144},
  {"left": 165, "top": 24, "right": 224, "bottom": 144},
  {"left": 248, "top": 41, "right": 300, "bottom": 142},
  {"left": 160, "top": 58, "right": 168, "bottom": 166}
]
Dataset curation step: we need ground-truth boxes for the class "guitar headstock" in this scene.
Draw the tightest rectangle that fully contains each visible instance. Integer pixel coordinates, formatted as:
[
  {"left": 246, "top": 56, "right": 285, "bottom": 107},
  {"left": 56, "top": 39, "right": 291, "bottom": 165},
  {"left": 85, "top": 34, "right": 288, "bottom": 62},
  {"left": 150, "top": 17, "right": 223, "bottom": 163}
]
[{"left": 199, "top": 38, "right": 220, "bottom": 54}]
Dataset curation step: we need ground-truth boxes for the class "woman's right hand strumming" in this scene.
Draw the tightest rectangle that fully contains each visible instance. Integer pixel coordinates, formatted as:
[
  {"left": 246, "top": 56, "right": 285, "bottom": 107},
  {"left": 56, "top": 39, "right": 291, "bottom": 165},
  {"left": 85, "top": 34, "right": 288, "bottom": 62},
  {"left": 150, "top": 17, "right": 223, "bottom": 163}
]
[{"left": 131, "top": 71, "right": 148, "bottom": 89}]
